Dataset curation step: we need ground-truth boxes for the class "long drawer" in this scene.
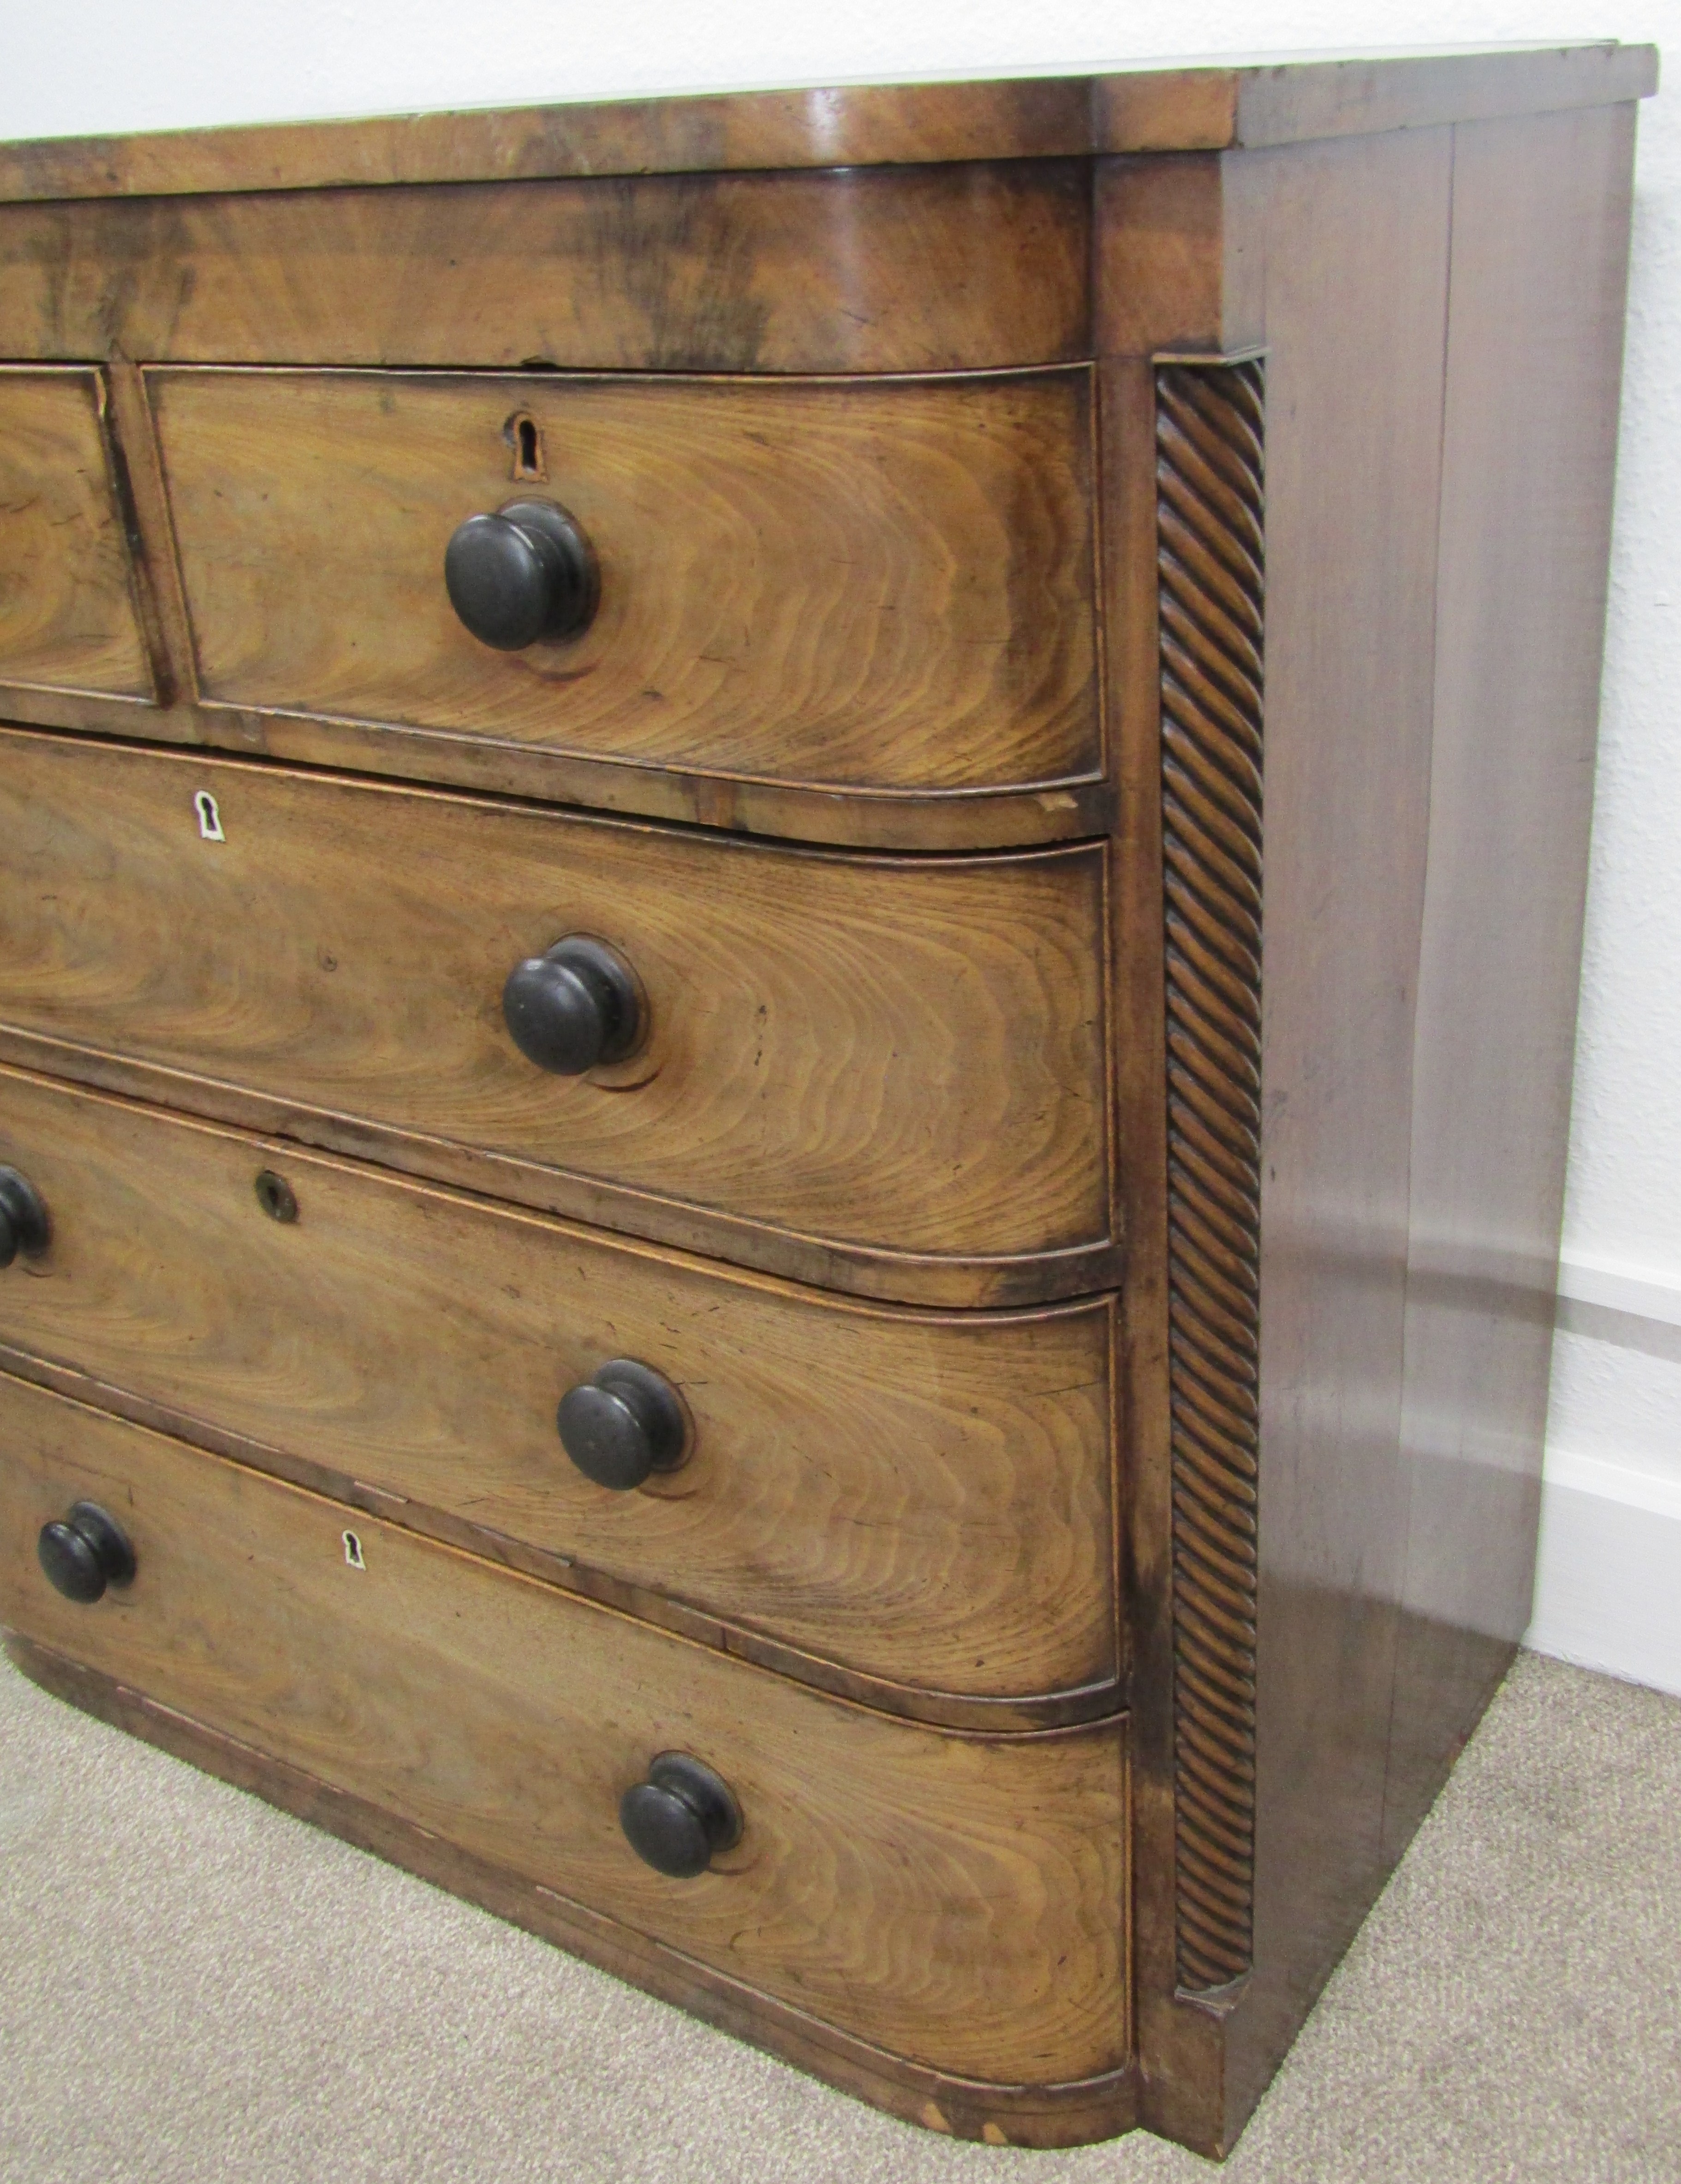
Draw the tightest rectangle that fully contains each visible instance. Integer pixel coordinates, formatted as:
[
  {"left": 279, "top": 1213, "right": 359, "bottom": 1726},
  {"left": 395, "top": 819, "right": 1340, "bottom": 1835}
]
[
  {"left": 146, "top": 366, "right": 1099, "bottom": 809},
  {"left": 0, "top": 1065, "right": 1118, "bottom": 1719},
  {"left": 0, "top": 729, "right": 1114, "bottom": 1305},
  {"left": 0, "top": 1372, "right": 1130, "bottom": 2088}
]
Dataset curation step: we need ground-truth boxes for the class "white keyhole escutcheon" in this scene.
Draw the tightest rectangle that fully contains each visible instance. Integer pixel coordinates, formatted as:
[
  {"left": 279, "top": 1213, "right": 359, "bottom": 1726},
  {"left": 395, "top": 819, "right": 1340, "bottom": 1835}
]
[
  {"left": 342, "top": 1530, "right": 366, "bottom": 1571},
  {"left": 194, "top": 790, "right": 225, "bottom": 842}
]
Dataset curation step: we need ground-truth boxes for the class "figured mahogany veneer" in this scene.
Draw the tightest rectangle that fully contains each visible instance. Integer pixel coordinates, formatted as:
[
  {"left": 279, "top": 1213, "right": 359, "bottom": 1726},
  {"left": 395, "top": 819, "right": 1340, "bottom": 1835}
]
[
  {"left": 0, "top": 368, "right": 155, "bottom": 705},
  {"left": 147, "top": 365, "right": 1101, "bottom": 814},
  {"left": 0, "top": 162, "right": 1092, "bottom": 380},
  {"left": 0, "top": 1372, "right": 1131, "bottom": 2091},
  {"left": 0, "top": 43, "right": 1654, "bottom": 2161},
  {"left": 0, "top": 728, "right": 1113, "bottom": 1305},
  {"left": 0, "top": 1064, "right": 1118, "bottom": 1724},
  {"left": 0, "top": 45, "right": 1652, "bottom": 199}
]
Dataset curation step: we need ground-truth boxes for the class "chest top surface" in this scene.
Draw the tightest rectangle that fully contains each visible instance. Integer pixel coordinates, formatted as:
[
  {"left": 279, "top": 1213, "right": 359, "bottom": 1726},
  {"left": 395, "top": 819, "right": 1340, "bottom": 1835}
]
[{"left": 0, "top": 42, "right": 1656, "bottom": 202}]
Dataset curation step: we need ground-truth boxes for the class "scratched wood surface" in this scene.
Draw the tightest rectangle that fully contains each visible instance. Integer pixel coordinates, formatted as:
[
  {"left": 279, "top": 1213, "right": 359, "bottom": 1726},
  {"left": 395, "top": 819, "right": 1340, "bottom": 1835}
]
[
  {"left": 0, "top": 163, "right": 1091, "bottom": 375},
  {"left": 0, "top": 46, "right": 1652, "bottom": 201},
  {"left": 0, "top": 1372, "right": 1131, "bottom": 2087},
  {"left": 0, "top": 369, "right": 153, "bottom": 704},
  {"left": 149, "top": 365, "right": 1100, "bottom": 801},
  {"left": 0, "top": 730, "right": 1114, "bottom": 1306},
  {"left": 0, "top": 1064, "right": 1119, "bottom": 1714}
]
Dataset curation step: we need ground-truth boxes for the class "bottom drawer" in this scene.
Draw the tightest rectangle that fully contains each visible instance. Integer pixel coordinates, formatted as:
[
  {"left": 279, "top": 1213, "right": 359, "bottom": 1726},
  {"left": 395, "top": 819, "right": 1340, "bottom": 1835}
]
[{"left": 0, "top": 1372, "right": 1129, "bottom": 2088}]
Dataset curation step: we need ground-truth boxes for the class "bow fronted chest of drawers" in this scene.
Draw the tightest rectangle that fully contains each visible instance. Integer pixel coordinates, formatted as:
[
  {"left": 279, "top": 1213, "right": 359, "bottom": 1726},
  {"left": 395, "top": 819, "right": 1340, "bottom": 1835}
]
[{"left": 0, "top": 44, "right": 1655, "bottom": 2156}]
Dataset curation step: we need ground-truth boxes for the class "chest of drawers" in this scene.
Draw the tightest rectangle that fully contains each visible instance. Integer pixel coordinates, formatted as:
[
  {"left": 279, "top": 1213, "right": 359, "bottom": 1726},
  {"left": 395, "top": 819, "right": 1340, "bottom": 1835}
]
[{"left": 0, "top": 44, "right": 1655, "bottom": 2157}]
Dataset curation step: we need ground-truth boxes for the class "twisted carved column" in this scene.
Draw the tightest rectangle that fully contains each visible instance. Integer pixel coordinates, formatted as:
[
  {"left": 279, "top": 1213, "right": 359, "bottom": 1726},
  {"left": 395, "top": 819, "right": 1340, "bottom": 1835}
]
[{"left": 1156, "top": 359, "right": 1266, "bottom": 1996}]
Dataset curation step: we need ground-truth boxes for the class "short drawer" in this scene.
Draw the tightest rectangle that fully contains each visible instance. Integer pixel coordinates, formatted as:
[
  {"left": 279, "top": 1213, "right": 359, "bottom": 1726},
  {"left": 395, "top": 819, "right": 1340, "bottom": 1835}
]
[
  {"left": 0, "top": 1066, "right": 1118, "bottom": 1720},
  {"left": 0, "top": 730, "right": 1114, "bottom": 1305},
  {"left": 145, "top": 365, "right": 1100, "bottom": 843},
  {"left": 0, "top": 367, "right": 152, "bottom": 703},
  {"left": 0, "top": 1372, "right": 1130, "bottom": 2089}
]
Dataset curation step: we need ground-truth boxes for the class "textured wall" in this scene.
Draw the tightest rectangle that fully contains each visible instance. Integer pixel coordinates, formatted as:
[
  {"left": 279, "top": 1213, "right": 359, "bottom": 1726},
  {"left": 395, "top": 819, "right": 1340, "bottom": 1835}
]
[{"left": 3, "top": 0, "right": 1676, "bottom": 1681}]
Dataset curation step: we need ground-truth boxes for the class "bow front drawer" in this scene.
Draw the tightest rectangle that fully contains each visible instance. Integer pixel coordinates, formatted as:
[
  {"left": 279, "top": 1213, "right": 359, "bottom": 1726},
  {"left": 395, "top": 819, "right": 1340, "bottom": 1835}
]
[
  {"left": 0, "top": 729, "right": 1115, "bottom": 1304},
  {"left": 144, "top": 365, "right": 1101, "bottom": 845},
  {"left": 0, "top": 1372, "right": 1130, "bottom": 2090},
  {"left": 0, "top": 1065, "right": 1119, "bottom": 1720}
]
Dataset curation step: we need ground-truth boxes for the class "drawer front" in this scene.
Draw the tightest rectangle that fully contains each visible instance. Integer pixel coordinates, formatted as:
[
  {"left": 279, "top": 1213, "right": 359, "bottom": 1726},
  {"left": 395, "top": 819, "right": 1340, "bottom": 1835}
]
[
  {"left": 1, "top": 164, "right": 1091, "bottom": 378},
  {"left": 0, "top": 1066, "right": 1118, "bottom": 1714},
  {"left": 0, "top": 1374, "right": 1130, "bottom": 2087},
  {"left": 148, "top": 366, "right": 1098, "bottom": 806},
  {"left": 0, "top": 731, "right": 1113, "bottom": 1305},
  {"left": 0, "top": 368, "right": 152, "bottom": 702}
]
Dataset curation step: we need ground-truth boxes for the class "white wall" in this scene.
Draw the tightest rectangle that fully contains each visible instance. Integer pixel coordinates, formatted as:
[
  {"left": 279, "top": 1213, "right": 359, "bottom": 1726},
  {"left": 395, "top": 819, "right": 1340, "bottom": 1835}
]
[{"left": 5, "top": 1, "right": 1677, "bottom": 1690}]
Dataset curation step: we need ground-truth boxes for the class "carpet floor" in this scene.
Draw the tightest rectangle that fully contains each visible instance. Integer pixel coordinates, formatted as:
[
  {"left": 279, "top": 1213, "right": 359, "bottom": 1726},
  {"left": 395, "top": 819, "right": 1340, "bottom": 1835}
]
[{"left": 1, "top": 1647, "right": 1676, "bottom": 2183}]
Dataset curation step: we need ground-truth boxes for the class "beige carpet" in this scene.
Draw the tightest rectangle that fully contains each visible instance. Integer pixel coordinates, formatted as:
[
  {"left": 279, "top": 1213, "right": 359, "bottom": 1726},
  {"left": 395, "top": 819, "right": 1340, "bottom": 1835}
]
[{"left": 1, "top": 1647, "right": 1676, "bottom": 2183}]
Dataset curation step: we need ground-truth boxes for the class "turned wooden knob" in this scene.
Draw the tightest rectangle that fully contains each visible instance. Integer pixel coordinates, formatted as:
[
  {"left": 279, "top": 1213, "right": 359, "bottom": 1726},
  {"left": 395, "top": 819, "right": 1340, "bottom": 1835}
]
[
  {"left": 502, "top": 935, "right": 642, "bottom": 1075},
  {"left": 620, "top": 1753, "right": 742, "bottom": 1878},
  {"left": 37, "top": 1502, "right": 136, "bottom": 1604},
  {"left": 444, "top": 499, "right": 598, "bottom": 650},
  {"left": 558, "top": 1359, "right": 688, "bottom": 1491},
  {"left": 0, "top": 1166, "right": 49, "bottom": 1268}
]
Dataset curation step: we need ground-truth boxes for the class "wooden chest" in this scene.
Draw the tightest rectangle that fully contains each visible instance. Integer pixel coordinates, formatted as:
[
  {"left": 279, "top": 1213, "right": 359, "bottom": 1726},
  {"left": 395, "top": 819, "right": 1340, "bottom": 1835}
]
[{"left": 0, "top": 44, "right": 1655, "bottom": 2156}]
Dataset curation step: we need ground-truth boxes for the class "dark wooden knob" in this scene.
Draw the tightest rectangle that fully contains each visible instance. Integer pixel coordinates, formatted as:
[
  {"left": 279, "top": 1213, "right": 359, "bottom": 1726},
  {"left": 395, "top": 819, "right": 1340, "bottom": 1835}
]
[
  {"left": 558, "top": 1359, "right": 688, "bottom": 1492},
  {"left": 620, "top": 1753, "right": 742, "bottom": 1878},
  {"left": 502, "top": 935, "right": 641, "bottom": 1075},
  {"left": 37, "top": 1501, "right": 136, "bottom": 1604},
  {"left": 0, "top": 1165, "right": 49, "bottom": 1269},
  {"left": 444, "top": 498, "right": 598, "bottom": 651}
]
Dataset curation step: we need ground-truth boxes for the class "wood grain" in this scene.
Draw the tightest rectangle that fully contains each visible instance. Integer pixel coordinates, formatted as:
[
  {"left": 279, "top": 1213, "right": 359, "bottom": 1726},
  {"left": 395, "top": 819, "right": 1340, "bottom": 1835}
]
[
  {"left": 100, "top": 357, "right": 195, "bottom": 711},
  {"left": 0, "top": 163, "right": 1091, "bottom": 375},
  {"left": 149, "top": 365, "right": 1100, "bottom": 800},
  {"left": 0, "top": 729, "right": 1115, "bottom": 1306},
  {"left": 1098, "top": 104, "right": 1643, "bottom": 2159},
  {"left": 0, "top": 59, "right": 1645, "bottom": 2164},
  {"left": 0, "top": 368, "right": 153, "bottom": 703},
  {"left": 1094, "top": 153, "right": 1267, "bottom": 360},
  {"left": 1218, "top": 129, "right": 1455, "bottom": 2143},
  {"left": 1099, "top": 127, "right": 1465, "bottom": 2160},
  {"left": 1156, "top": 360, "right": 1265, "bottom": 2000},
  {"left": 0, "top": 47, "right": 1652, "bottom": 202},
  {"left": 9, "top": 1634, "right": 1140, "bottom": 2149},
  {"left": 1097, "top": 351, "right": 1234, "bottom": 2140},
  {"left": 0, "top": 1063, "right": 1120, "bottom": 1715},
  {"left": 0, "top": 79, "right": 1103, "bottom": 200},
  {"left": 0, "top": 1372, "right": 1132, "bottom": 2089},
  {"left": 0, "top": 695, "right": 1114, "bottom": 851},
  {"left": 1385, "top": 103, "right": 1639, "bottom": 1861},
  {"left": 1096, "top": 43, "right": 1656, "bottom": 155}
]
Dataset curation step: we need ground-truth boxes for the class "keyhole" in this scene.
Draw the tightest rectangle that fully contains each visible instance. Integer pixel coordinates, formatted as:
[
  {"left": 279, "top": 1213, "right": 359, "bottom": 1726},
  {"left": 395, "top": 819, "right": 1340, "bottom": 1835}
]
[
  {"left": 342, "top": 1530, "right": 365, "bottom": 1570},
  {"left": 508, "top": 412, "right": 545, "bottom": 481},
  {"left": 194, "top": 791, "right": 224, "bottom": 842},
  {"left": 254, "top": 1169, "right": 298, "bottom": 1223}
]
